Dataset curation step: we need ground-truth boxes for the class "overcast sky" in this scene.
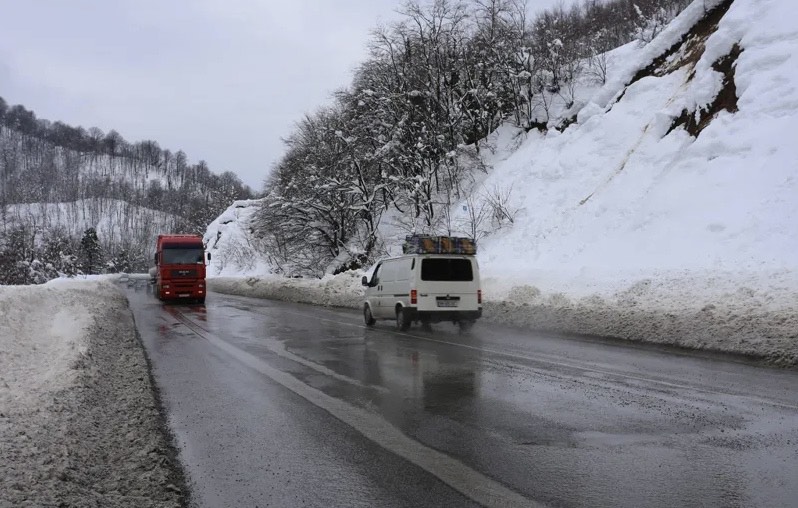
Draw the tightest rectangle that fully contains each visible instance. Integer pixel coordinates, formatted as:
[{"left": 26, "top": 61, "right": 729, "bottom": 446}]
[{"left": 0, "top": 0, "right": 565, "bottom": 190}]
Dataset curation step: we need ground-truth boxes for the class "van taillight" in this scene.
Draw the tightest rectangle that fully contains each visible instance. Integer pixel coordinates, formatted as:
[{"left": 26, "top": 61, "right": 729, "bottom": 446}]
[
  {"left": 411, "top": 289, "right": 417, "bottom": 305},
  {"left": 477, "top": 289, "right": 482, "bottom": 304}
]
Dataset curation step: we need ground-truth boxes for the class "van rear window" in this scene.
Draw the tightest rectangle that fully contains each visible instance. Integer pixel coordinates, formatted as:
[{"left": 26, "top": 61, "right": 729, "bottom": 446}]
[{"left": 420, "top": 258, "right": 473, "bottom": 281}]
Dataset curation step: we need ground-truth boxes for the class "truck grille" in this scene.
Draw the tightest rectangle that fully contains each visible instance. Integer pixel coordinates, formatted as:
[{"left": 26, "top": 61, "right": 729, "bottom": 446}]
[{"left": 170, "top": 269, "right": 197, "bottom": 278}]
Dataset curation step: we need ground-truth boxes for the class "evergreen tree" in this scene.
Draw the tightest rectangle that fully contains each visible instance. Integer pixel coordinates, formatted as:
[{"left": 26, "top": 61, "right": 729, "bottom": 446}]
[
  {"left": 79, "top": 227, "right": 103, "bottom": 275},
  {"left": 0, "top": 226, "right": 36, "bottom": 284},
  {"left": 41, "top": 227, "right": 78, "bottom": 277}
]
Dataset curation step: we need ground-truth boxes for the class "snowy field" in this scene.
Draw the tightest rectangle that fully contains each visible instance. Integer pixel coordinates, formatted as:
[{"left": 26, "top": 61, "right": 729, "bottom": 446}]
[
  {"left": 206, "top": 0, "right": 798, "bottom": 366},
  {"left": 0, "top": 279, "right": 185, "bottom": 507}
]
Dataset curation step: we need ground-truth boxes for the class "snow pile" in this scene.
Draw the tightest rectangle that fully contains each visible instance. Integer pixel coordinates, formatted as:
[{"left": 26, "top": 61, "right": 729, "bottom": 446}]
[
  {"left": 206, "top": 0, "right": 798, "bottom": 364},
  {"left": 0, "top": 279, "right": 186, "bottom": 507},
  {"left": 210, "top": 270, "right": 365, "bottom": 309},
  {"left": 482, "top": 269, "right": 798, "bottom": 366},
  {"left": 203, "top": 199, "right": 273, "bottom": 276},
  {"left": 0, "top": 281, "right": 91, "bottom": 413}
]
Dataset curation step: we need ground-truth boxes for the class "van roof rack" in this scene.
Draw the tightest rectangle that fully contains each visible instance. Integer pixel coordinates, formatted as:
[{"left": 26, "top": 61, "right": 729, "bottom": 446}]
[{"left": 402, "top": 235, "right": 477, "bottom": 255}]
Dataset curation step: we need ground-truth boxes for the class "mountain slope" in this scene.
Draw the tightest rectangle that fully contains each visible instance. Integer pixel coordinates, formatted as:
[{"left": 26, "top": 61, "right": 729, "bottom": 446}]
[
  {"left": 0, "top": 101, "right": 255, "bottom": 281},
  {"left": 205, "top": 0, "right": 797, "bottom": 363},
  {"left": 203, "top": 199, "right": 269, "bottom": 276},
  {"left": 474, "top": 0, "right": 796, "bottom": 285}
]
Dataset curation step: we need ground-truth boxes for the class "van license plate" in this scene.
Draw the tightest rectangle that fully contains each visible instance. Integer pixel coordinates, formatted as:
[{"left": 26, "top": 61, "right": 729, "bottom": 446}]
[{"left": 437, "top": 300, "right": 458, "bottom": 308}]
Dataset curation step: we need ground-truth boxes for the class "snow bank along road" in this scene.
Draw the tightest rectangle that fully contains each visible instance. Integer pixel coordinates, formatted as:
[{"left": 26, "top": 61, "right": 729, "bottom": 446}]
[
  {"left": 0, "top": 279, "right": 186, "bottom": 507},
  {"left": 208, "top": 271, "right": 798, "bottom": 367}
]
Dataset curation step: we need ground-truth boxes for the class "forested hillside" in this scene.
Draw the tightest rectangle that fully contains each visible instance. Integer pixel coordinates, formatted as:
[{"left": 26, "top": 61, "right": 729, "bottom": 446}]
[
  {"left": 253, "top": 0, "right": 692, "bottom": 276},
  {"left": 0, "top": 98, "right": 255, "bottom": 283}
]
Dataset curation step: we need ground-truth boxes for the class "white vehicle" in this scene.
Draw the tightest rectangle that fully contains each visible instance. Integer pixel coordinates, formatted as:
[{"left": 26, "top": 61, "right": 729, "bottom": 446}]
[{"left": 361, "top": 251, "right": 482, "bottom": 332}]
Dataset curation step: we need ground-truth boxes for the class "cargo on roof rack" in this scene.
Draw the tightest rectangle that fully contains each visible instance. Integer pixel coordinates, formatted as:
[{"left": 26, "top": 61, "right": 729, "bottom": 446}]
[{"left": 402, "top": 235, "right": 477, "bottom": 255}]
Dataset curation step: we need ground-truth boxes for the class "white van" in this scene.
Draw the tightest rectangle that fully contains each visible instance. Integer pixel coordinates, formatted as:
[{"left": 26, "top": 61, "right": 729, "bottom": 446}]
[{"left": 361, "top": 254, "right": 482, "bottom": 331}]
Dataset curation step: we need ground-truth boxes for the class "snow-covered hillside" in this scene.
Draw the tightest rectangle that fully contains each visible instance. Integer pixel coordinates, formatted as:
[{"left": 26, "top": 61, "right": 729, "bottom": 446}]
[
  {"left": 203, "top": 199, "right": 270, "bottom": 276},
  {"left": 205, "top": 0, "right": 797, "bottom": 363},
  {"left": 0, "top": 105, "right": 255, "bottom": 282},
  {"left": 1, "top": 198, "right": 182, "bottom": 277},
  {"left": 473, "top": 0, "right": 797, "bottom": 290},
  {"left": 4, "top": 199, "right": 180, "bottom": 245}
]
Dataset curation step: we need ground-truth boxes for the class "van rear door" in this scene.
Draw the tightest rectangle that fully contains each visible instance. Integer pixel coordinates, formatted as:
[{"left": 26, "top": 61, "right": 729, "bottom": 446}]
[{"left": 416, "top": 257, "right": 479, "bottom": 311}]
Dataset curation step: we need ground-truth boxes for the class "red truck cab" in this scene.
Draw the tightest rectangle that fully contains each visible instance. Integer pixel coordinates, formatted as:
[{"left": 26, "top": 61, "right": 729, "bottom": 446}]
[{"left": 152, "top": 234, "right": 209, "bottom": 303}]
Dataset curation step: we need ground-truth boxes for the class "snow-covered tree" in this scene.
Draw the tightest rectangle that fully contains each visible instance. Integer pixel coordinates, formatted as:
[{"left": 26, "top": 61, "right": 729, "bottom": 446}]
[
  {"left": 41, "top": 227, "right": 79, "bottom": 277},
  {"left": 79, "top": 227, "right": 103, "bottom": 275},
  {"left": 248, "top": 0, "right": 694, "bottom": 276}
]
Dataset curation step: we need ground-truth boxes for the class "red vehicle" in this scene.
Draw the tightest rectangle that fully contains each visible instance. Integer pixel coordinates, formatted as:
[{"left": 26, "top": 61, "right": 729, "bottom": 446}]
[{"left": 151, "top": 234, "right": 209, "bottom": 303}]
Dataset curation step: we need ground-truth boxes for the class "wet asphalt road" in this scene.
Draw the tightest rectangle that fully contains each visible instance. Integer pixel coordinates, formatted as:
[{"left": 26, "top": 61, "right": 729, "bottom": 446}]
[{"left": 125, "top": 285, "right": 798, "bottom": 508}]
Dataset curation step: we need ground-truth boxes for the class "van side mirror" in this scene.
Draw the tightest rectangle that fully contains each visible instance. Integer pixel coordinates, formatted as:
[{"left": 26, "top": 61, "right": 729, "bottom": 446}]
[
  {"left": 361, "top": 276, "right": 368, "bottom": 286},
  {"left": 207, "top": 252, "right": 212, "bottom": 261}
]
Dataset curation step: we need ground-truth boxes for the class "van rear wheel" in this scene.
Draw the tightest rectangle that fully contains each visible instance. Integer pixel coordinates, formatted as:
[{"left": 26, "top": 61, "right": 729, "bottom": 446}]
[
  {"left": 364, "top": 305, "right": 376, "bottom": 326},
  {"left": 396, "top": 308, "right": 411, "bottom": 331}
]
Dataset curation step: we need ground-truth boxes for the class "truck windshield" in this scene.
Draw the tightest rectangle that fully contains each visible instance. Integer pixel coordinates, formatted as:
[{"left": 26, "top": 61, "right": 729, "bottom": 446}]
[
  {"left": 162, "top": 248, "right": 204, "bottom": 264},
  {"left": 420, "top": 258, "right": 473, "bottom": 281}
]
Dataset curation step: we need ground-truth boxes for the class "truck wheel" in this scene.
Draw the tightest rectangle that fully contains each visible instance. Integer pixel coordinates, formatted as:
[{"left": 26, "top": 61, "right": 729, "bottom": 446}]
[
  {"left": 197, "top": 298, "right": 206, "bottom": 305},
  {"left": 364, "top": 305, "right": 376, "bottom": 326},
  {"left": 396, "top": 307, "right": 411, "bottom": 331}
]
